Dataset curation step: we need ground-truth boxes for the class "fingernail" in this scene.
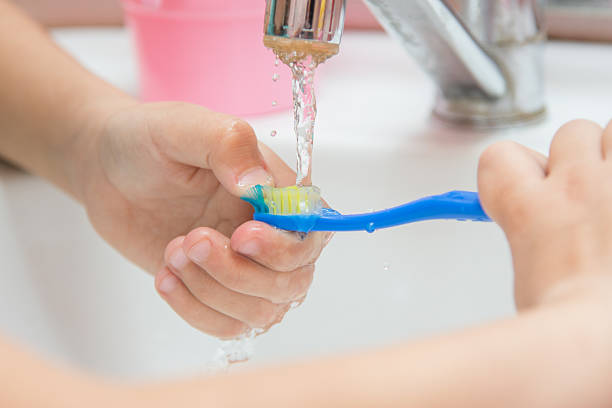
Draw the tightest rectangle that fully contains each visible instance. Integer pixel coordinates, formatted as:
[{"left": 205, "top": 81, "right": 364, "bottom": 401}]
[
  {"left": 237, "top": 240, "right": 260, "bottom": 257},
  {"left": 187, "top": 239, "right": 211, "bottom": 264},
  {"left": 158, "top": 271, "right": 179, "bottom": 294},
  {"left": 237, "top": 167, "right": 273, "bottom": 189},
  {"left": 169, "top": 248, "right": 189, "bottom": 270}
]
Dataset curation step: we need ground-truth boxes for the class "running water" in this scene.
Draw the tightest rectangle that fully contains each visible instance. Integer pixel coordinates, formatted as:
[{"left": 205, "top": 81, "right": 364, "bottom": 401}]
[
  {"left": 271, "top": 46, "right": 329, "bottom": 187},
  {"left": 288, "top": 56, "right": 318, "bottom": 186}
]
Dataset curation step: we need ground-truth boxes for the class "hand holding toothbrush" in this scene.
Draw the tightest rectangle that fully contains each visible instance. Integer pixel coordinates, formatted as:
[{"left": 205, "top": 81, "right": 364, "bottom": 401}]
[{"left": 85, "top": 102, "right": 332, "bottom": 338}]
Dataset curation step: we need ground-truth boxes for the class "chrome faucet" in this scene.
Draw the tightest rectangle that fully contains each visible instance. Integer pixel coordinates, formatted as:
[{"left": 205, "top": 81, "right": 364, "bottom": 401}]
[{"left": 264, "top": 0, "right": 547, "bottom": 127}]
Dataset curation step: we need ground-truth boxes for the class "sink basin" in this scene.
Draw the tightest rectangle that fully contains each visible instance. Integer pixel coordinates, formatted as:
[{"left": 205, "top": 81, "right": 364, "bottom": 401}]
[{"left": 0, "top": 28, "right": 610, "bottom": 379}]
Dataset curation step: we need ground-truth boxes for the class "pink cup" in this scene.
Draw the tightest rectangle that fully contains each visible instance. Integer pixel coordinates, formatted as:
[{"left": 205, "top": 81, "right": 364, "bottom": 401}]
[{"left": 121, "top": 0, "right": 292, "bottom": 117}]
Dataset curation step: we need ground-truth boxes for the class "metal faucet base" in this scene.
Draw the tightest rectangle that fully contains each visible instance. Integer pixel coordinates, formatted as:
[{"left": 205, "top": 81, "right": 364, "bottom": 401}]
[{"left": 433, "top": 96, "right": 547, "bottom": 129}]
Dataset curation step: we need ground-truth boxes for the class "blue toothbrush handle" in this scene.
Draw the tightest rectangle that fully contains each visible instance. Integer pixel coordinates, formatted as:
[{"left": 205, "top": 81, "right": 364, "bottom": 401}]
[{"left": 311, "top": 191, "right": 491, "bottom": 232}]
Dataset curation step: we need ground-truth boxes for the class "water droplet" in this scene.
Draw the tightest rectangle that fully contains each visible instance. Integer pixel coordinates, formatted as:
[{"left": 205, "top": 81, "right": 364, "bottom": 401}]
[
  {"left": 274, "top": 57, "right": 280, "bottom": 67},
  {"left": 366, "top": 222, "right": 375, "bottom": 233},
  {"left": 272, "top": 100, "right": 278, "bottom": 107},
  {"left": 272, "top": 73, "right": 279, "bottom": 82},
  {"left": 270, "top": 130, "right": 278, "bottom": 137},
  {"left": 383, "top": 262, "right": 391, "bottom": 272}
]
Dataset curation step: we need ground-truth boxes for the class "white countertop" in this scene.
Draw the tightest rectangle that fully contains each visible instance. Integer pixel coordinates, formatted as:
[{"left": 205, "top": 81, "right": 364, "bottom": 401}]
[{"left": 0, "top": 28, "right": 610, "bottom": 379}]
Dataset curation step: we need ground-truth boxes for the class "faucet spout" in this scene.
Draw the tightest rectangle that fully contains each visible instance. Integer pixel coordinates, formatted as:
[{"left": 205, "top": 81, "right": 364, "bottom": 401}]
[
  {"left": 263, "top": 0, "right": 547, "bottom": 127},
  {"left": 263, "top": 0, "right": 346, "bottom": 65}
]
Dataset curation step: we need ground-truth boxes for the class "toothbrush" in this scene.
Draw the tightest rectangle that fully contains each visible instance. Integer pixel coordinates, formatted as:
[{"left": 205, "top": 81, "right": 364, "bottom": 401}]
[{"left": 242, "top": 185, "right": 491, "bottom": 233}]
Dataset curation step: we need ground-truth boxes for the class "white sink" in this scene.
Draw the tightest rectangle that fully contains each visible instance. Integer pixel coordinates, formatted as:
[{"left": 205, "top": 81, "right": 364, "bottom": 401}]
[{"left": 0, "top": 28, "right": 610, "bottom": 379}]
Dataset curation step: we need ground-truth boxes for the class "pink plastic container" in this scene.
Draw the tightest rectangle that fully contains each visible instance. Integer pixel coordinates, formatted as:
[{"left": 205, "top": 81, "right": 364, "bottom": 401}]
[{"left": 121, "top": 0, "right": 292, "bottom": 117}]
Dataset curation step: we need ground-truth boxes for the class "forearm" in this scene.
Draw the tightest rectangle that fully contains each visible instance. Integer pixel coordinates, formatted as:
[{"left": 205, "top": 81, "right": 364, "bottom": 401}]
[
  {"left": 0, "top": 0, "right": 133, "bottom": 200},
  {"left": 136, "top": 289, "right": 612, "bottom": 408},
  {"left": 11, "top": 0, "right": 123, "bottom": 27},
  {"left": 0, "top": 335, "right": 122, "bottom": 408}
]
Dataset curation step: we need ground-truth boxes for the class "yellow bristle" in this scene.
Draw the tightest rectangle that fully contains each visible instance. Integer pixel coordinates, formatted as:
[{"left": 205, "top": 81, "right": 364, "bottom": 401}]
[
  {"left": 282, "top": 189, "right": 289, "bottom": 215},
  {"left": 260, "top": 185, "right": 322, "bottom": 216},
  {"left": 288, "top": 189, "right": 294, "bottom": 214}
]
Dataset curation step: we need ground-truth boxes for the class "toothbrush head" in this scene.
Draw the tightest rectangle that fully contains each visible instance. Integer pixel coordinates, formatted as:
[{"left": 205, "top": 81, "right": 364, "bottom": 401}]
[{"left": 242, "top": 185, "right": 323, "bottom": 215}]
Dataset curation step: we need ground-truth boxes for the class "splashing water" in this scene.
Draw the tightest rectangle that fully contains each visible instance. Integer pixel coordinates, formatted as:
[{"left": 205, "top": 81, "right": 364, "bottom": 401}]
[{"left": 209, "top": 328, "right": 262, "bottom": 371}]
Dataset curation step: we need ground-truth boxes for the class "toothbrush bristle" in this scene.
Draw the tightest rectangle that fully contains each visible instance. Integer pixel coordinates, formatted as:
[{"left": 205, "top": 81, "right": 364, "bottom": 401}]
[{"left": 244, "top": 185, "right": 322, "bottom": 215}]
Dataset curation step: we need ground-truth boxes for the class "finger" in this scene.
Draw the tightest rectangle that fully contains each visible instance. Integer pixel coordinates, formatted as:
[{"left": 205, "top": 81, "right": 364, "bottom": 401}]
[
  {"left": 478, "top": 141, "right": 546, "bottom": 229},
  {"left": 548, "top": 119, "right": 604, "bottom": 171},
  {"left": 165, "top": 245, "right": 289, "bottom": 329},
  {"left": 601, "top": 120, "right": 612, "bottom": 160},
  {"left": 155, "top": 267, "right": 248, "bottom": 339},
  {"left": 230, "top": 221, "right": 331, "bottom": 272},
  {"left": 181, "top": 228, "right": 315, "bottom": 303},
  {"left": 148, "top": 103, "right": 274, "bottom": 196}
]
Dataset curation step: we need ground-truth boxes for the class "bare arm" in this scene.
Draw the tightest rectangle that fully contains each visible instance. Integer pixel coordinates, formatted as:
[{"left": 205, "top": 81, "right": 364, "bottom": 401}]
[
  {"left": 0, "top": 0, "right": 131, "bottom": 200},
  {"left": 0, "top": 335, "right": 121, "bottom": 408},
  {"left": 10, "top": 0, "right": 123, "bottom": 26},
  {"left": 2, "top": 283, "right": 611, "bottom": 408},
  {"left": 130, "top": 286, "right": 612, "bottom": 408}
]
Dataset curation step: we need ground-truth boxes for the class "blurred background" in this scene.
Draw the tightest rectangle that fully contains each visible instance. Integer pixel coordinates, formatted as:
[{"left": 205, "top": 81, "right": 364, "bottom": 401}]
[
  {"left": 1, "top": 0, "right": 611, "bottom": 380},
  {"left": 12, "top": 0, "right": 612, "bottom": 41}
]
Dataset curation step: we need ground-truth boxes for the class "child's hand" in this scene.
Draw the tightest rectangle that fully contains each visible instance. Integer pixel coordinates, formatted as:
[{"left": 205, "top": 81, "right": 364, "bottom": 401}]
[
  {"left": 78, "top": 102, "right": 331, "bottom": 338},
  {"left": 478, "top": 119, "right": 612, "bottom": 309}
]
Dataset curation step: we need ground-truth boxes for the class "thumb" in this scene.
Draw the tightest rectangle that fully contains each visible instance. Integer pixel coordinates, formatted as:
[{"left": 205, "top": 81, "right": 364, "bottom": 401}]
[{"left": 153, "top": 104, "right": 275, "bottom": 196}]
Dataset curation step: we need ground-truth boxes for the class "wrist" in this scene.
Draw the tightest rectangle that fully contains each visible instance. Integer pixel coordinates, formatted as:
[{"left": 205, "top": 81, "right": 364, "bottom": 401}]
[{"left": 67, "top": 93, "right": 137, "bottom": 203}]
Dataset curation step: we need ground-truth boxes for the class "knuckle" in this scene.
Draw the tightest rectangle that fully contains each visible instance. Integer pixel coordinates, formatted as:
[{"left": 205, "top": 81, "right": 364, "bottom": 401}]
[
  {"left": 228, "top": 118, "right": 256, "bottom": 139},
  {"left": 221, "top": 266, "right": 243, "bottom": 291},
  {"left": 293, "top": 265, "right": 315, "bottom": 298},
  {"left": 183, "top": 308, "right": 210, "bottom": 334},
  {"left": 279, "top": 259, "right": 301, "bottom": 273},
  {"left": 209, "top": 118, "right": 259, "bottom": 169},
  {"left": 274, "top": 265, "right": 315, "bottom": 303},
  {"left": 268, "top": 248, "right": 300, "bottom": 273},
  {"left": 220, "top": 119, "right": 257, "bottom": 150},
  {"left": 274, "top": 270, "right": 293, "bottom": 297},
  {"left": 478, "top": 141, "right": 516, "bottom": 174},
  {"left": 494, "top": 185, "right": 538, "bottom": 231},
  {"left": 281, "top": 243, "right": 310, "bottom": 272},
  {"left": 249, "top": 299, "right": 279, "bottom": 328},
  {"left": 193, "top": 274, "right": 217, "bottom": 301},
  {"left": 557, "top": 165, "right": 595, "bottom": 202}
]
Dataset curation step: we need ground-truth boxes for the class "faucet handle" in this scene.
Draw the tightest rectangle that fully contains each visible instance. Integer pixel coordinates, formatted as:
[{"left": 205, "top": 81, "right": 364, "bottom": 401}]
[{"left": 364, "top": 0, "right": 547, "bottom": 127}]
